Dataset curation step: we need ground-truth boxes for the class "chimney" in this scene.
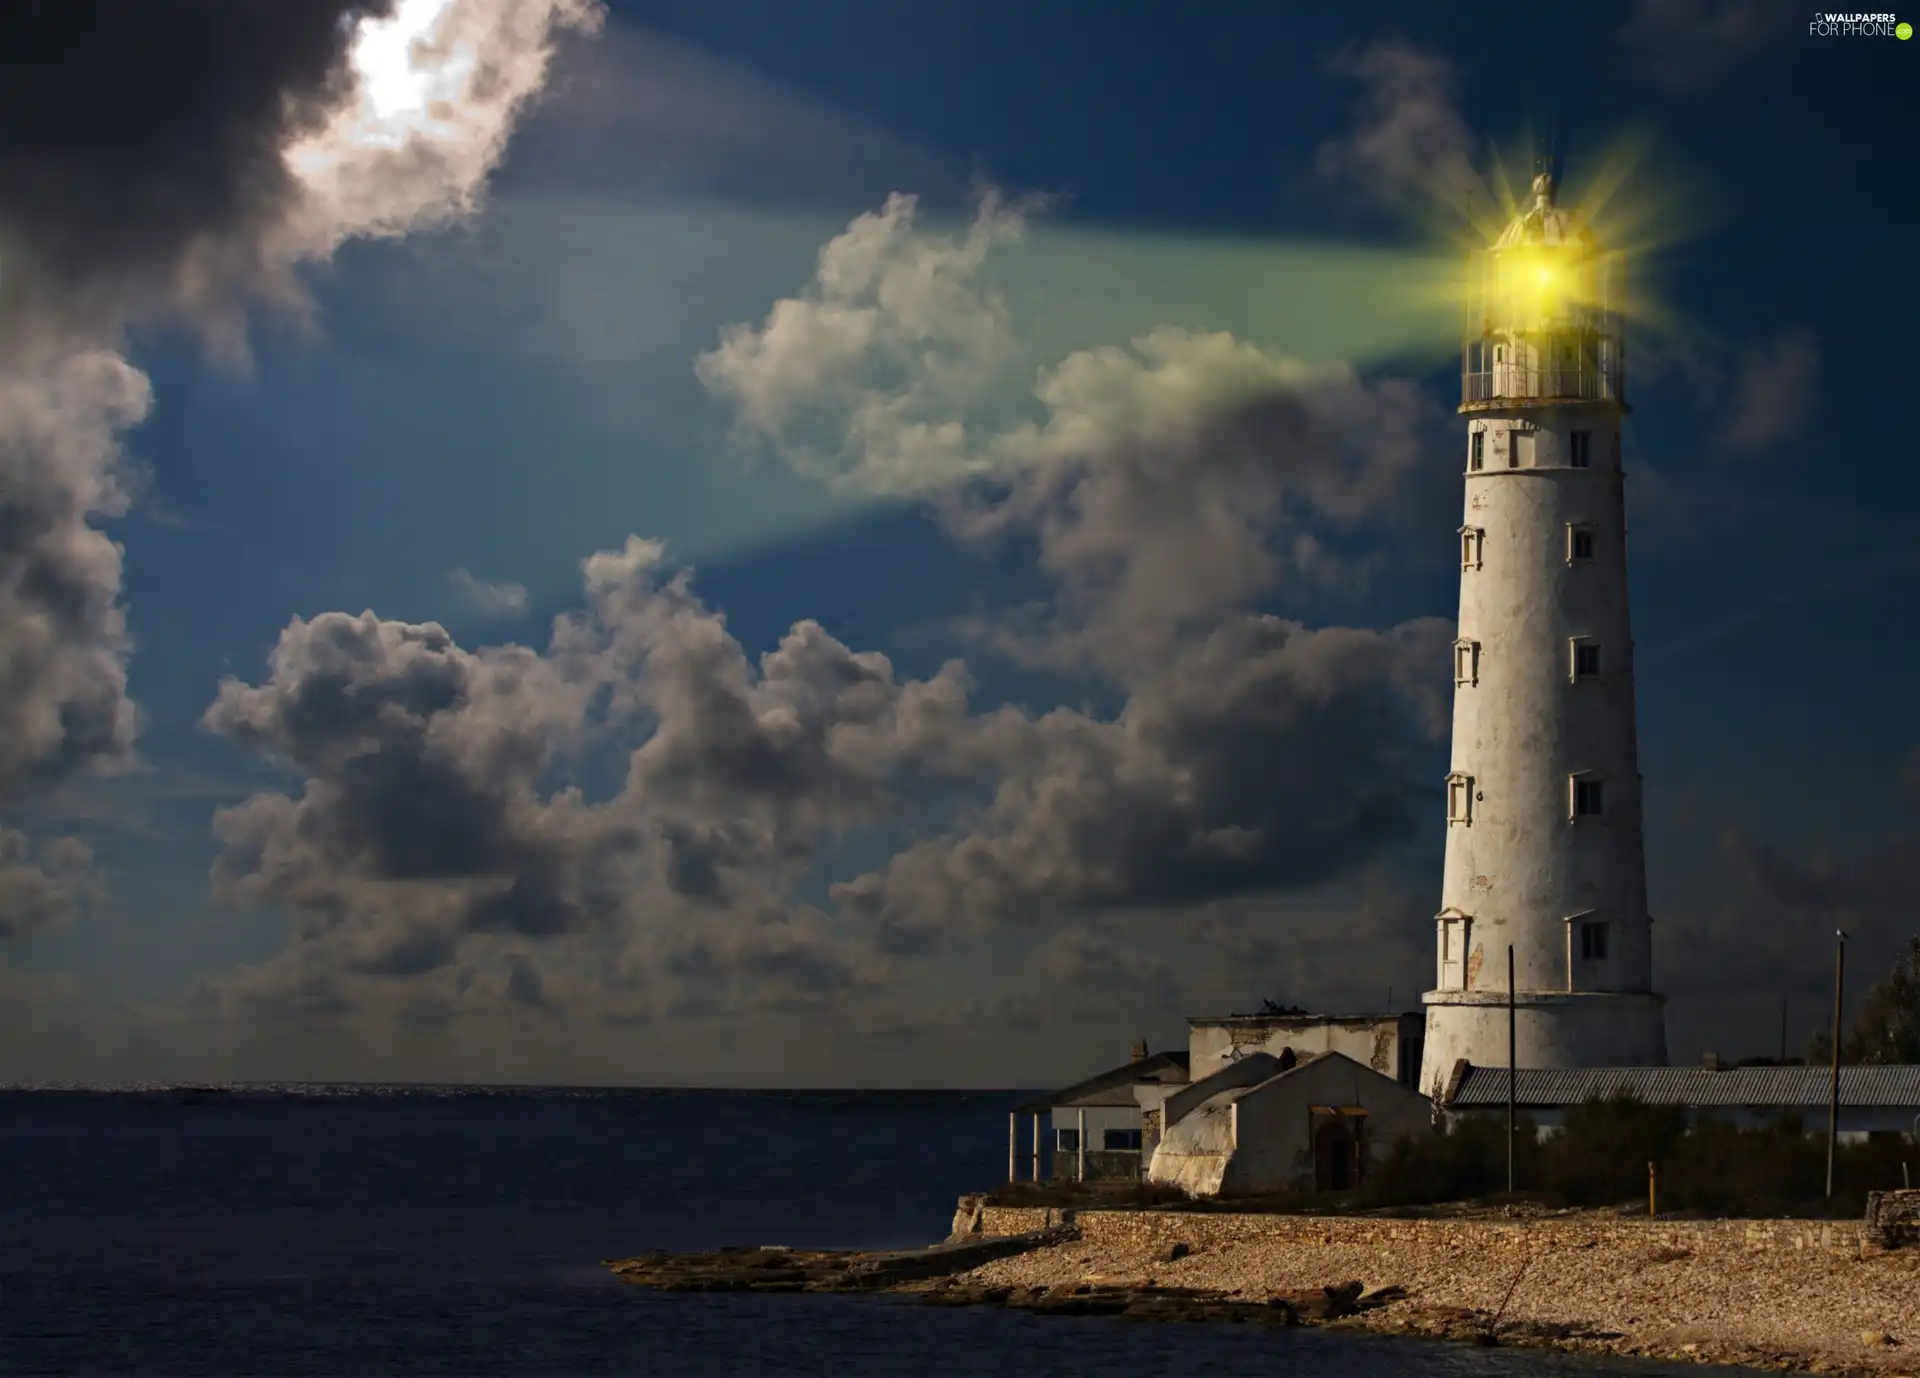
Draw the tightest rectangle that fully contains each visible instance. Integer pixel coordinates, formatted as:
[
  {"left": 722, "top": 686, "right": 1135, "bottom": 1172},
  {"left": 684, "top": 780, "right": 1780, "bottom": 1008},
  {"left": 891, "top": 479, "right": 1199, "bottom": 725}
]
[
  {"left": 1701, "top": 1051, "right": 1723, "bottom": 1071},
  {"left": 1130, "top": 1039, "right": 1149, "bottom": 1062}
]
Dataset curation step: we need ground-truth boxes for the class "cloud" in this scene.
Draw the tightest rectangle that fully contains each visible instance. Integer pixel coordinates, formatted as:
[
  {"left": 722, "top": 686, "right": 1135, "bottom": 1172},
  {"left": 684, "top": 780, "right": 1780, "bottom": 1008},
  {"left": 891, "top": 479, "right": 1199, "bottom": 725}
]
[
  {"left": 1314, "top": 39, "right": 1481, "bottom": 217},
  {"left": 1661, "top": 826, "right": 1920, "bottom": 1006},
  {"left": 448, "top": 567, "right": 531, "bottom": 618},
  {"left": 695, "top": 191, "right": 1032, "bottom": 493},
  {"left": 1618, "top": 0, "right": 1797, "bottom": 90},
  {"left": 0, "top": 0, "right": 600, "bottom": 818},
  {"left": 199, "top": 537, "right": 973, "bottom": 1017},
  {"left": 0, "top": 830, "right": 103, "bottom": 941},
  {"left": 700, "top": 191, "right": 1454, "bottom": 948},
  {"left": 832, "top": 614, "right": 1451, "bottom": 951},
  {"left": 200, "top": 188, "right": 1455, "bottom": 1038},
  {"left": 0, "top": 352, "right": 147, "bottom": 796},
  {"left": 1719, "top": 329, "right": 1819, "bottom": 451},
  {"left": 697, "top": 196, "right": 1442, "bottom": 615}
]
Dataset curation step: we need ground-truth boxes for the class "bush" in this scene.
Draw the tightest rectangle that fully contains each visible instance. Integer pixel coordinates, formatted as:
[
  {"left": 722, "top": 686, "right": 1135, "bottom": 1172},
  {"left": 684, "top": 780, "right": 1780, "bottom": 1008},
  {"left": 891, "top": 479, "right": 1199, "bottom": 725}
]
[
  {"left": 1538, "top": 1092, "right": 1687, "bottom": 1206},
  {"left": 1361, "top": 1093, "right": 1916, "bottom": 1217},
  {"left": 1362, "top": 1110, "right": 1540, "bottom": 1207}
]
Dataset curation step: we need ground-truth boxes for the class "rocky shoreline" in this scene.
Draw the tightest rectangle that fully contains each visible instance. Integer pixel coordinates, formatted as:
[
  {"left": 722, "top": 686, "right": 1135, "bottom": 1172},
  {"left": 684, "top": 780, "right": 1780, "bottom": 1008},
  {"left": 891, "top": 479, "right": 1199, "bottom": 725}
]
[{"left": 606, "top": 1197, "right": 1920, "bottom": 1376}]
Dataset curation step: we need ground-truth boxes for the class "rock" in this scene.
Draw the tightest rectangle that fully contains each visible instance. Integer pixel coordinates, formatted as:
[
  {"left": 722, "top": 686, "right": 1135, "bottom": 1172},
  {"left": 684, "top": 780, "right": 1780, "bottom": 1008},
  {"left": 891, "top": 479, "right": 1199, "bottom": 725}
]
[
  {"left": 1863, "top": 1331, "right": 1894, "bottom": 1348},
  {"left": 1161, "top": 1242, "right": 1191, "bottom": 1262},
  {"left": 1321, "top": 1280, "right": 1366, "bottom": 1320}
]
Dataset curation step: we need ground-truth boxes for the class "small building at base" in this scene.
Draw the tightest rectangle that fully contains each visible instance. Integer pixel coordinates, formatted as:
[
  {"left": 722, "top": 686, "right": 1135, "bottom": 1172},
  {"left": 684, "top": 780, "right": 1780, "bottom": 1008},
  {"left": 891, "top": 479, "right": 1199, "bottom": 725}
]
[
  {"left": 1145, "top": 1049, "right": 1432, "bottom": 1197},
  {"left": 1015, "top": 1047, "right": 1191, "bottom": 1182}
]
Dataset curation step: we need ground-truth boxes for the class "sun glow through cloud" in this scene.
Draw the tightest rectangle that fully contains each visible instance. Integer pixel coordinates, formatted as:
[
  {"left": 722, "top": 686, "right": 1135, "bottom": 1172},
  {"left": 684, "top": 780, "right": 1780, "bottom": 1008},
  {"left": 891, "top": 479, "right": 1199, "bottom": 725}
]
[
  {"left": 281, "top": 0, "right": 603, "bottom": 250},
  {"left": 349, "top": 0, "right": 468, "bottom": 135}
]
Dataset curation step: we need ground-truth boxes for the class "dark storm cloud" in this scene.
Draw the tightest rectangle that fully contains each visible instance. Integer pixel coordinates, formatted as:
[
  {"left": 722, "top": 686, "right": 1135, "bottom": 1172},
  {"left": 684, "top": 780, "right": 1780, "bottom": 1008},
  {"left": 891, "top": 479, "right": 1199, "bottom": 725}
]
[
  {"left": 0, "top": 0, "right": 385, "bottom": 344},
  {"left": 1661, "top": 825, "right": 1920, "bottom": 1004},
  {"left": 0, "top": 1, "right": 381, "bottom": 825},
  {"left": 0, "top": 0, "right": 599, "bottom": 936}
]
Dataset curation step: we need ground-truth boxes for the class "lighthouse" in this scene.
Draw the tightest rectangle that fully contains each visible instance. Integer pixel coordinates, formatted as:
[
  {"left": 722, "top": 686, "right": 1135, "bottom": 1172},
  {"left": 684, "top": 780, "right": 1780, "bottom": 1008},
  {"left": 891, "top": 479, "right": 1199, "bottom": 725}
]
[{"left": 1418, "top": 164, "right": 1668, "bottom": 1098}]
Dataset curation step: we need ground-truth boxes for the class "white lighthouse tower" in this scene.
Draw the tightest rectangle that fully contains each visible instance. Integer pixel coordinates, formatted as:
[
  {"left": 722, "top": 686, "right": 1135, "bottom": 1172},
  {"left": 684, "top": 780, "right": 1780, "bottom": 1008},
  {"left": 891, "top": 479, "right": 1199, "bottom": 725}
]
[{"left": 1418, "top": 164, "right": 1668, "bottom": 1098}]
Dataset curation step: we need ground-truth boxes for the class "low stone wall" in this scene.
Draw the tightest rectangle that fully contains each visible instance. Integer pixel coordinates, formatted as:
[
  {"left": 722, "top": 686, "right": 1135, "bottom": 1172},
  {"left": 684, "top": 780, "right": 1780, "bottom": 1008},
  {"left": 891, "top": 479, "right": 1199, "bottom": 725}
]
[
  {"left": 951, "top": 1199, "right": 1866, "bottom": 1258},
  {"left": 1864, "top": 1189, "right": 1920, "bottom": 1253}
]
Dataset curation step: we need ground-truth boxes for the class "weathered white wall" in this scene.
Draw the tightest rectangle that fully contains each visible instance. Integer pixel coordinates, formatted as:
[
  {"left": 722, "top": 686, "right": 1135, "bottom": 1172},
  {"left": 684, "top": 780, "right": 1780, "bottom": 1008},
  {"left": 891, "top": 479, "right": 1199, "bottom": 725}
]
[
  {"left": 1148, "top": 1053, "right": 1434, "bottom": 1198},
  {"left": 1421, "top": 992, "right": 1669, "bottom": 1098},
  {"left": 1188, "top": 1016, "right": 1417, "bottom": 1083},
  {"left": 1422, "top": 391, "right": 1667, "bottom": 1092},
  {"left": 1162, "top": 1052, "right": 1281, "bottom": 1129},
  {"left": 1223, "top": 1053, "right": 1433, "bottom": 1197}
]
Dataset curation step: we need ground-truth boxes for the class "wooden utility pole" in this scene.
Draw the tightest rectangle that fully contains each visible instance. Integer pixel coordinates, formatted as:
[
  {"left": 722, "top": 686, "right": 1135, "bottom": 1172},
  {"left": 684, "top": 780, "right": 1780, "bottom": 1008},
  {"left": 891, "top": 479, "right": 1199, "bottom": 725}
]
[
  {"left": 1507, "top": 945, "right": 1517, "bottom": 1195},
  {"left": 1648, "top": 1161, "right": 1657, "bottom": 1217},
  {"left": 1827, "top": 931, "right": 1847, "bottom": 1199}
]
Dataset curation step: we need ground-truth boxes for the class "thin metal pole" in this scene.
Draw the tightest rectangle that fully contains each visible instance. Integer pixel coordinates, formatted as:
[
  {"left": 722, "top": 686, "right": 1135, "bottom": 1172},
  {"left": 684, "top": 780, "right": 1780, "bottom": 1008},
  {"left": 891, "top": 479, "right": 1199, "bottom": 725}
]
[
  {"left": 1032, "top": 1112, "right": 1041, "bottom": 1182},
  {"left": 1508, "top": 945, "right": 1517, "bottom": 1195},
  {"left": 1077, "top": 1108, "right": 1088, "bottom": 1183},
  {"left": 1827, "top": 931, "right": 1847, "bottom": 1199}
]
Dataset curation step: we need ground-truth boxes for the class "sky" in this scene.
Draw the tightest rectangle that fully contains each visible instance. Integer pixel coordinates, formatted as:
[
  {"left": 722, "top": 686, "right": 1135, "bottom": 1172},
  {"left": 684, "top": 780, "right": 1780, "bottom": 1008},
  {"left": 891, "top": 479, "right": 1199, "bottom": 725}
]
[{"left": 0, "top": 0, "right": 1914, "bottom": 1088}]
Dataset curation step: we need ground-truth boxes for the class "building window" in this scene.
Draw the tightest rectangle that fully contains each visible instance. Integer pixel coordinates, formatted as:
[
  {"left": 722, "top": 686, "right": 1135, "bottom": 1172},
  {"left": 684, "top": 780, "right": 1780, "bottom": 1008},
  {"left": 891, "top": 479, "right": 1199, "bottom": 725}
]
[
  {"left": 1104, "top": 1128, "right": 1143, "bottom": 1152},
  {"left": 1570, "top": 430, "right": 1592, "bottom": 468},
  {"left": 1056, "top": 1128, "right": 1080, "bottom": 1152},
  {"left": 1470, "top": 430, "right": 1484, "bottom": 471},
  {"left": 1571, "top": 639, "right": 1601, "bottom": 680},
  {"left": 1446, "top": 772, "right": 1474, "bottom": 825},
  {"left": 1571, "top": 775, "right": 1606, "bottom": 819},
  {"left": 1454, "top": 638, "right": 1480, "bottom": 686},
  {"left": 1460, "top": 526, "right": 1484, "bottom": 570},
  {"left": 1567, "top": 523, "right": 1595, "bottom": 562},
  {"left": 1580, "top": 921, "right": 1610, "bottom": 961},
  {"left": 1508, "top": 430, "right": 1526, "bottom": 468}
]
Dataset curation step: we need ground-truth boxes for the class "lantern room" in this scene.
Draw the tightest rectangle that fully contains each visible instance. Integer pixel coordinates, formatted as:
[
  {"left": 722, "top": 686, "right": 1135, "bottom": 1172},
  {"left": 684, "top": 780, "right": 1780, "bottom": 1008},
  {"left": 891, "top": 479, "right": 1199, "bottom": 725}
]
[{"left": 1461, "top": 168, "right": 1627, "bottom": 411}]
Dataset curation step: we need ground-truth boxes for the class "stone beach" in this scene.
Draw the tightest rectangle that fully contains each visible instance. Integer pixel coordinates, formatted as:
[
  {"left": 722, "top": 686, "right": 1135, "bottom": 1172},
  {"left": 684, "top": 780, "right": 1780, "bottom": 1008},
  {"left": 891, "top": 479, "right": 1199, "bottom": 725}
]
[
  {"left": 608, "top": 1193, "right": 1920, "bottom": 1375},
  {"left": 947, "top": 1200, "right": 1920, "bottom": 1374}
]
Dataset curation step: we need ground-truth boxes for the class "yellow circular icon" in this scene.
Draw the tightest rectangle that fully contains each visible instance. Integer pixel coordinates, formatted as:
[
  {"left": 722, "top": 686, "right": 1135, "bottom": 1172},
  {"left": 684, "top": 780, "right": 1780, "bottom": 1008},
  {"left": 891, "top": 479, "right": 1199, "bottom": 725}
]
[{"left": 1898, "top": 20, "right": 1914, "bottom": 37}]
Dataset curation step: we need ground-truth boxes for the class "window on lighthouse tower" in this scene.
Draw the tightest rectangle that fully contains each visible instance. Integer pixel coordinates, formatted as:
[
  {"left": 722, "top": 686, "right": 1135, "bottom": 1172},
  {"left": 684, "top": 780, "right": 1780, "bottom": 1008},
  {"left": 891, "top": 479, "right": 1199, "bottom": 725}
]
[
  {"left": 1567, "top": 523, "right": 1595, "bottom": 562},
  {"left": 1571, "top": 775, "right": 1606, "bottom": 819}
]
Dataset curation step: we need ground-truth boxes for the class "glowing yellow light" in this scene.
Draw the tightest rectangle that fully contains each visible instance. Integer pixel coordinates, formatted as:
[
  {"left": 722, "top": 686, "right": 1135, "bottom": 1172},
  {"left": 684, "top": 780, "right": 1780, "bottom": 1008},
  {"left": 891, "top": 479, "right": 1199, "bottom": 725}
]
[{"left": 1536, "top": 266, "right": 1552, "bottom": 285}]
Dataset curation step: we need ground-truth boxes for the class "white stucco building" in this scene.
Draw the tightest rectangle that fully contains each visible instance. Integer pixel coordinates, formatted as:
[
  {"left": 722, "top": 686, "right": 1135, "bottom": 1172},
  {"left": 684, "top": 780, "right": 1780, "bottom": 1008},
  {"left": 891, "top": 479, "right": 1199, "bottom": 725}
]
[{"left": 1419, "top": 163, "right": 1669, "bottom": 1098}]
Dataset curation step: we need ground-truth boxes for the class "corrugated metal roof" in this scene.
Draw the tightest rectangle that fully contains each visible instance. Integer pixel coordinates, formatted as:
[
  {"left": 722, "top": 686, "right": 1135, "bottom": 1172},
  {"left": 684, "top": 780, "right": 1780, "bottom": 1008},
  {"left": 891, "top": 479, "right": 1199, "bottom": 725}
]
[{"left": 1449, "top": 1065, "right": 1920, "bottom": 1110}]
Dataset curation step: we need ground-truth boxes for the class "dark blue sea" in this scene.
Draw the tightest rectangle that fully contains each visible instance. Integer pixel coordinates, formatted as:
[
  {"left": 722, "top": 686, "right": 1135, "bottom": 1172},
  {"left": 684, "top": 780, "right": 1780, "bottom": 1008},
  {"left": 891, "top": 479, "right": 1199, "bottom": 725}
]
[{"left": 0, "top": 1085, "right": 1712, "bottom": 1377}]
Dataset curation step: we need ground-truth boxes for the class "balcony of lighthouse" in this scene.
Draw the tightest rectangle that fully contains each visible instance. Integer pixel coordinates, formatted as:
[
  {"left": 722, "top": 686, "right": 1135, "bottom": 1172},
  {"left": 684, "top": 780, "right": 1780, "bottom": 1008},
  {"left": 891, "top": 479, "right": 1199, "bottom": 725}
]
[{"left": 1459, "top": 191, "right": 1627, "bottom": 412}]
